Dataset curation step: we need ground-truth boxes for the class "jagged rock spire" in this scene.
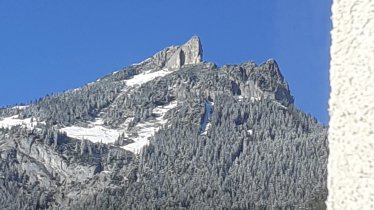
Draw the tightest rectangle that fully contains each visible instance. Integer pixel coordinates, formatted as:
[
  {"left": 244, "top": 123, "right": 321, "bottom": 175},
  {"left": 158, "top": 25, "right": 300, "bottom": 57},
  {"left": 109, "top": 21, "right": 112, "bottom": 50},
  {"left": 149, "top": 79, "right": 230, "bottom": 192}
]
[
  {"left": 180, "top": 35, "right": 203, "bottom": 65},
  {"left": 149, "top": 36, "right": 203, "bottom": 70}
]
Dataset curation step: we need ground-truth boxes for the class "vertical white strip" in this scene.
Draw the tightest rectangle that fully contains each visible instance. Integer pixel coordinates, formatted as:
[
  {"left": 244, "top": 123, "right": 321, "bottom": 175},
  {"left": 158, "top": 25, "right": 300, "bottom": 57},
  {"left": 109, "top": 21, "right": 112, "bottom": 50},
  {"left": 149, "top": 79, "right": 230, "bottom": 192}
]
[{"left": 328, "top": 0, "right": 374, "bottom": 209}]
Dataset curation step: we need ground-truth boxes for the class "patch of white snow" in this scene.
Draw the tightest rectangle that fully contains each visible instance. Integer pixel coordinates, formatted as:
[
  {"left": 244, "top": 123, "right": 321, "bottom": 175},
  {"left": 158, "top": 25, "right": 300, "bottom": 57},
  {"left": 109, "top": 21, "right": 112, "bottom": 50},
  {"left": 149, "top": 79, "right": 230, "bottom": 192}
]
[
  {"left": 60, "top": 117, "right": 133, "bottom": 144},
  {"left": 60, "top": 125, "right": 121, "bottom": 144},
  {"left": 250, "top": 96, "right": 261, "bottom": 103},
  {"left": 125, "top": 68, "right": 172, "bottom": 87},
  {"left": 122, "top": 101, "right": 178, "bottom": 154},
  {"left": 131, "top": 58, "right": 151, "bottom": 66},
  {"left": 12, "top": 105, "right": 28, "bottom": 110},
  {"left": 274, "top": 101, "right": 288, "bottom": 110},
  {"left": 200, "top": 100, "right": 214, "bottom": 135},
  {"left": 0, "top": 115, "right": 41, "bottom": 129},
  {"left": 201, "top": 122, "right": 211, "bottom": 135}
]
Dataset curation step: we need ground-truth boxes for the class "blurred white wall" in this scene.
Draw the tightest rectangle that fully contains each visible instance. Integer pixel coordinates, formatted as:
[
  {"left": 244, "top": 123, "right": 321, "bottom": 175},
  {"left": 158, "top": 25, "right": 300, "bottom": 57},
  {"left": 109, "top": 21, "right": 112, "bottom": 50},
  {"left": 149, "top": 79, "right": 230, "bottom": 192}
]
[{"left": 327, "top": 0, "right": 374, "bottom": 209}]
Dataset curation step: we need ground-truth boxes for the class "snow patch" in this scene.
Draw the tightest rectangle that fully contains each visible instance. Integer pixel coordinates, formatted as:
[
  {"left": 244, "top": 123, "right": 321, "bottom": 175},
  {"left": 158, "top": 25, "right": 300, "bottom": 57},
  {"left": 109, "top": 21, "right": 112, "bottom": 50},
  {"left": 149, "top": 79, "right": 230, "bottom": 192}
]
[
  {"left": 125, "top": 68, "right": 173, "bottom": 87},
  {"left": 274, "top": 101, "right": 288, "bottom": 110},
  {"left": 234, "top": 95, "right": 260, "bottom": 103},
  {"left": 60, "top": 117, "right": 133, "bottom": 144},
  {"left": 69, "top": 88, "right": 80, "bottom": 93},
  {"left": 0, "top": 115, "right": 42, "bottom": 129},
  {"left": 60, "top": 124, "right": 121, "bottom": 144},
  {"left": 250, "top": 96, "right": 261, "bottom": 102},
  {"left": 201, "top": 122, "right": 211, "bottom": 135},
  {"left": 122, "top": 101, "right": 178, "bottom": 154},
  {"left": 12, "top": 105, "right": 28, "bottom": 110},
  {"left": 200, "top": 100, "right": 214, "bottom": 135},
  {"left": 131, "top": 58, "right": 151, "bottom": 66}
]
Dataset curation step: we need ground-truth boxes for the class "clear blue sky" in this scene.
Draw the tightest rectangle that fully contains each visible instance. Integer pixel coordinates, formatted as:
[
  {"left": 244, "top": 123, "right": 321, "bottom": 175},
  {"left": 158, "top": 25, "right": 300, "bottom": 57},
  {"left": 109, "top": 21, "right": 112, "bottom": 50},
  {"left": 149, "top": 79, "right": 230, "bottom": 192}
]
[{"left": 0, "top": 1, "right": 331, "bottom": 124}]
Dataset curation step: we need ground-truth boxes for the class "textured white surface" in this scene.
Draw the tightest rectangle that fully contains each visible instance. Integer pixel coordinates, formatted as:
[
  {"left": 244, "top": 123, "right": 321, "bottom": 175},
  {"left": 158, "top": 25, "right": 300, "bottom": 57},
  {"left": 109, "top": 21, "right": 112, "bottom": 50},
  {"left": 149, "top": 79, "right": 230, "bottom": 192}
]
[{"left": 327, "top": 0, "right": 374, "bottom": 209}]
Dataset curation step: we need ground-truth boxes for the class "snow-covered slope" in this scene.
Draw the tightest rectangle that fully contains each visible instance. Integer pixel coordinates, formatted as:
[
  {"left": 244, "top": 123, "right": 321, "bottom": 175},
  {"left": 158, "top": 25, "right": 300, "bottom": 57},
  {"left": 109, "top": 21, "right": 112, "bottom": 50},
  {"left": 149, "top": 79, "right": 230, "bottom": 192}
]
[
  {"left": 59, "top": 65, "right": 182, "bottom": 153},
  {"left": 60, "top": 118, "right": 125, "bottom": 144},
  {"left": 59, "top": 68, "right": 170, "bottom": 145},
  {"left": 60, "top": 100, "right": 178, "bottom": 154},
  {"left": 0, "top": 115, "right": 42, "bottom": 129},
  {"left": 125, "top": 68, "right": 173, "bottom": 87},
  {"left": 122, "top": 101, "right": 178, "bottom": 153}
]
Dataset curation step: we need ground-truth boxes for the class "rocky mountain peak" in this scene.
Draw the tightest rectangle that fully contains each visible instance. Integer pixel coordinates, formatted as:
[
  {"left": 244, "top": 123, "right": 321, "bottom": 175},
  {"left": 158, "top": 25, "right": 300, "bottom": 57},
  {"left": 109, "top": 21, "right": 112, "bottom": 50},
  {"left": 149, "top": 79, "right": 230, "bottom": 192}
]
[
  {"left": 0, "top": 36, "right": 327, "bottom": 210},
  {"left": 180, "top": 35, "right": 203, "bottom": 65},
  {"left": 144, "top": 36, "right": 203, "bottom": 70}
]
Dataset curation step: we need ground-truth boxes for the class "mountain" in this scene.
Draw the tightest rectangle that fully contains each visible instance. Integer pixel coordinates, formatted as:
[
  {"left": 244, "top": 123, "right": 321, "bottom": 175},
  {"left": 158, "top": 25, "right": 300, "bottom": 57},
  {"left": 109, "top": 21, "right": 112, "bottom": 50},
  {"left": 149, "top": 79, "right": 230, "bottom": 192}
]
[{"left": 0, "top": 36, "right": 328, "bottom": 210}]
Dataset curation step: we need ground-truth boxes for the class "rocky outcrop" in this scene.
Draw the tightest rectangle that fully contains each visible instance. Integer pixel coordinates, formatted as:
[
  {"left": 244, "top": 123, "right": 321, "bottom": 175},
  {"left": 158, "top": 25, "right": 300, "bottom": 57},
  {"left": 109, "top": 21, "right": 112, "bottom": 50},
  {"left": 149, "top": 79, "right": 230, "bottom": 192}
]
[
  {"left": 137, "top": 36, "right": 203, "bottom": 71},
  {"left": 219, "top": 59, "right": 294, "bottom": 106},
  {"left": 165, "top": 36, "right": 203, "bottom": 69},
  {"left": 248, "top": 59, "right": 294, "bottom": 106}
]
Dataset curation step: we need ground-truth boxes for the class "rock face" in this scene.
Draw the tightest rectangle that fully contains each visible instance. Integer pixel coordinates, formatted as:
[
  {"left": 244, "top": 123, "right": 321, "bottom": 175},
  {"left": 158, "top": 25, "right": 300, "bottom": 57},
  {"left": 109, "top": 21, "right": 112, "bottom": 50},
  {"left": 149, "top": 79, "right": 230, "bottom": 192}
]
[
  {"left": 164, "top": 36, "right": 203, "bottom": 69},
  {"left": 145, "top": 36, "right": 203, "bottom": 70},
  {"left": 179, "top": 35, "right": 203, "bottom": 65},
  {"left": 0, "top": 36, "right": 327, "bottom": 210}
]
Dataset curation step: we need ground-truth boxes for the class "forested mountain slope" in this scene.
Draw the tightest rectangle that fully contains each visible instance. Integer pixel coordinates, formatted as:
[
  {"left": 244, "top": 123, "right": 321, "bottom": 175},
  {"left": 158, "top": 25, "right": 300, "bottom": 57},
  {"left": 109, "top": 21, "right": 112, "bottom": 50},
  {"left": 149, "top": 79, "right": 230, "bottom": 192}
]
[{"left": 0, "top": 36, "right": 328, "bottom": 209}]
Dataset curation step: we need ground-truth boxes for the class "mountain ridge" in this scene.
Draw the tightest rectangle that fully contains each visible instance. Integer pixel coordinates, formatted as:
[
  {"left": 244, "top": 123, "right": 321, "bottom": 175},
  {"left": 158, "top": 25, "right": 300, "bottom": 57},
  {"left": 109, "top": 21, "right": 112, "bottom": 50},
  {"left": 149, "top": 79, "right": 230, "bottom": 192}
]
[
  {"left": 0, "top": 36, "right": 327, "bottom": 210},
  {"left": 1, "top": 36, "right": 294, "bottom": 153}
]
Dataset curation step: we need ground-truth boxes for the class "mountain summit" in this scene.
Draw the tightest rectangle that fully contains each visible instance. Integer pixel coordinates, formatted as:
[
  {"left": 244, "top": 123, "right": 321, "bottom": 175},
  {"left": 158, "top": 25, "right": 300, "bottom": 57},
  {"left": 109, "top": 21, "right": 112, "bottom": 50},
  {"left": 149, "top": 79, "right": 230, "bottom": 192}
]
[
  {"left": 165, "top": 35, "right": 203, "bottom": 68},
  {"left": 0, "top": 36, "right": 327, "bottom": 210},
  {"left": 138, "top": 36, "right": 203, "bottom": 70}
]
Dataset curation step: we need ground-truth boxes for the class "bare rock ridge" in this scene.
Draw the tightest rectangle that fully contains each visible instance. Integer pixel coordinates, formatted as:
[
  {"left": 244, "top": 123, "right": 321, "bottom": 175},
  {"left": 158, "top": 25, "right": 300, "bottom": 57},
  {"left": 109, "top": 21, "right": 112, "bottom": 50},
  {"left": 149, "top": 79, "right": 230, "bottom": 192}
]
[{"left": 141, "top": 36, "right": 203, "bottom": 70}]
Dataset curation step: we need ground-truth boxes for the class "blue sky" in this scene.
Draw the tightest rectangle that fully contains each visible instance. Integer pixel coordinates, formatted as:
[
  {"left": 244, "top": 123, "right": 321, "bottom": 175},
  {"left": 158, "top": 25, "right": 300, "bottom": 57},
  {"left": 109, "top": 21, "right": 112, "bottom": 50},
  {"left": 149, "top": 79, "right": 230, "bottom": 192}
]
[{"left": 0, "top": 1, "right": 331, "bottom": 124}]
